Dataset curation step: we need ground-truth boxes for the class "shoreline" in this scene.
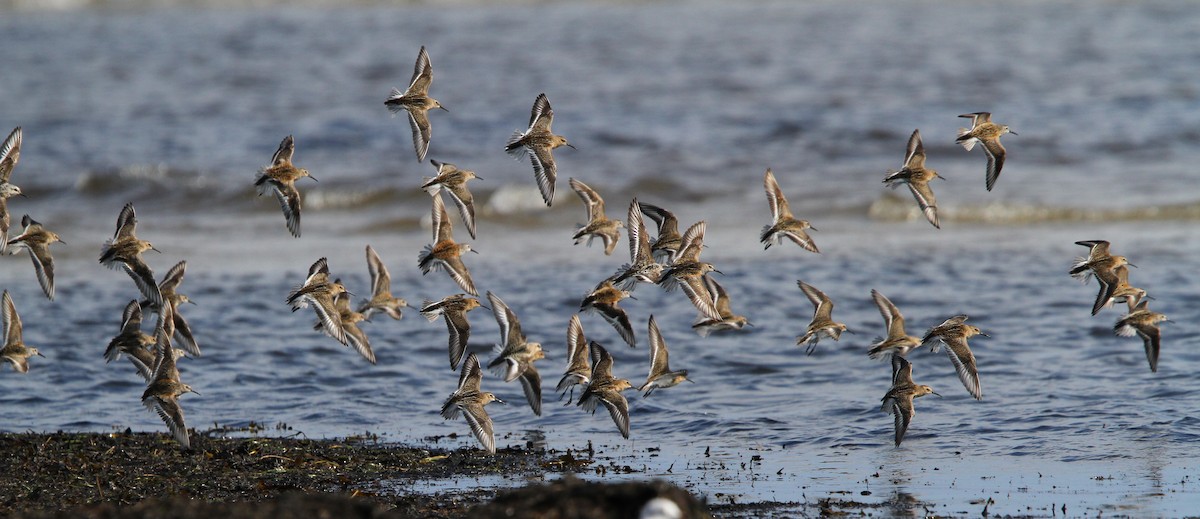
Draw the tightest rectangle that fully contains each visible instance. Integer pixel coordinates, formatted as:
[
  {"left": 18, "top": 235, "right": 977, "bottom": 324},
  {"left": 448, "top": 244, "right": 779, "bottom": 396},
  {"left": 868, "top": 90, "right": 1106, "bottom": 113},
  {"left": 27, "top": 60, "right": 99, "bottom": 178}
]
[
  {"left": 0, "top": 430, "right": 567, "bottom": 517},
  {"left": 0, "top": 431, "right": 929, "bottom": 518},
  {"left": 0, "top": 431, "right": 703, "bottom": 518}
]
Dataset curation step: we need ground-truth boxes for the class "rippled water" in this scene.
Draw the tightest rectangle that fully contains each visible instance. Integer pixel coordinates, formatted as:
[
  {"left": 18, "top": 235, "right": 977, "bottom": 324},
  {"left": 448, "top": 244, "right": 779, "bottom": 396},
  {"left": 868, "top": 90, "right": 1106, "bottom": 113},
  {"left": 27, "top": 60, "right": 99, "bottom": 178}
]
[{"left": 2, "top": 1, "right": 1199, "bottom": 515}]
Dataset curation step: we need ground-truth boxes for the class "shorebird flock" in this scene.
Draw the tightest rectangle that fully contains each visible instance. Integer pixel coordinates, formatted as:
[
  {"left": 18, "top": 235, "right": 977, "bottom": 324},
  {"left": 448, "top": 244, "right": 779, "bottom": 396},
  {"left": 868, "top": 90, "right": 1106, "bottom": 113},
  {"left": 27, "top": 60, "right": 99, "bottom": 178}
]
[{"left": 0, "top": 46, "right": 1172, "bottom": 451}]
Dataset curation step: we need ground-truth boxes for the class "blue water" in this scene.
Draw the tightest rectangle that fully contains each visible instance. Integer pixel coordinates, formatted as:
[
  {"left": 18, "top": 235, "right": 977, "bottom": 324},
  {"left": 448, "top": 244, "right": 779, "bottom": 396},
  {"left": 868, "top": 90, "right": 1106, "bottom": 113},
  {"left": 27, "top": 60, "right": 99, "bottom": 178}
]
[{"left": 2, "top": 1, "right": 1199, "bottom": 515}]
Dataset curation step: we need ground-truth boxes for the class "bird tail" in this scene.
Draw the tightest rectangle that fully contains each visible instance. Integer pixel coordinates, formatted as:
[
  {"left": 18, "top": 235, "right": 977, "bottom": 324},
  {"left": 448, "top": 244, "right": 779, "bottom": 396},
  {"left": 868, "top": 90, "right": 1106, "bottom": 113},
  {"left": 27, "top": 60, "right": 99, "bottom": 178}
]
[
  {"left": 384, "top": 89, "right": 407, "bottom": 115},
  {"left": 1069, "top": 258, "right": 1093, "bottom": 282},
  {"left": 760, "top": 225, "right": 776, "bottom": 248},
  {"left": 420, "top": 177, "right": 442, "bottom": 196},
  {"left": 419, "top": 300, "right": 443, "bottom": 321},
  {"left": 504, "top": 131, "right": 528, "bottom": 156},
  {"left": 866, "top": 340, "right": 892, "bottom": 360},
  {"left": 956, "top": 128, "right": 977, "bottom": 150},
  {"left": 417, "top": 245, "right": 435, "bottom": 274}
]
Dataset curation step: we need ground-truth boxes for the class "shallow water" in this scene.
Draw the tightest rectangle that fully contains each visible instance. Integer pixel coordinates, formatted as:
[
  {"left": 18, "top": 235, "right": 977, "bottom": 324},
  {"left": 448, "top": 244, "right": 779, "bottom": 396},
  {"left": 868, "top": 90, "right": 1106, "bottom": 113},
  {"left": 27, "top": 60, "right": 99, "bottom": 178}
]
[{"left": 2, "top": 1, "right": 1200, "bottom": 516}]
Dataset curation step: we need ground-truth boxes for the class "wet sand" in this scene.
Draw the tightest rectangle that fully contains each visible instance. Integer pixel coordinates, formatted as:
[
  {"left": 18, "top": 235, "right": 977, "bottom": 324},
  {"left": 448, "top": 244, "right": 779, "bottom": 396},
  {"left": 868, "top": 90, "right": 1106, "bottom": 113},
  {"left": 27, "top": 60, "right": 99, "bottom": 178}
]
[
  {"left": 0, "top": 431, "right": 946, "bottom": 518},
  {"left": 0, "top": 431, "right": 685, "bottom": 518}
]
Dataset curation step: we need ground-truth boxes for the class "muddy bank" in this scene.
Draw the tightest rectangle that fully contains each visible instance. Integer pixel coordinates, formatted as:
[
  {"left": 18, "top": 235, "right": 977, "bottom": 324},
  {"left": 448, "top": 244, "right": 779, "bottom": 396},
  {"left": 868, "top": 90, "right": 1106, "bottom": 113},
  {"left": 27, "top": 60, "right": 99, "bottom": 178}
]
[
  {"left": 0, "top": 431, "right": 518, "bottom": 517},
  {"left": 0, "top": 432, "right": 710, "bottom": 518},
  {"left": 1, "top": 432, "right": 937, "bottom": 518}
]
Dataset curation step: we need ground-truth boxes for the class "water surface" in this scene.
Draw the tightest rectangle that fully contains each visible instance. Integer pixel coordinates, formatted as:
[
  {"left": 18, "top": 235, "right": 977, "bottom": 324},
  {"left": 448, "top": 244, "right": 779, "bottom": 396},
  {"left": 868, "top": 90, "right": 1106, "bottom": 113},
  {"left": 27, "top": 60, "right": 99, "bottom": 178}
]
[{"left": 1, "top": 1, "right": 1199, "bottom": 515}]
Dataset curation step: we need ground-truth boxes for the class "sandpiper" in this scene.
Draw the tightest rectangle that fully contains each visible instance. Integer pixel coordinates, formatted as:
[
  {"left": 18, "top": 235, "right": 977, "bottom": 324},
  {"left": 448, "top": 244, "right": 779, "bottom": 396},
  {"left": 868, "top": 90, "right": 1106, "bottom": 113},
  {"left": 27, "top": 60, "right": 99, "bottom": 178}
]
[
  {"left": 921, "top": 315, "right": 985, "bottom": 400},
  {"left": 1, "top": 290, "right": 42, "bottom": 373},
  {"left": 956, "top": 112, "right": 1016, "bottom": 191},
  {"left": 639, "top": 202, "right": 683, "bottom": 264},
  {"left": 422, "top": 160, "right": 479, "bottom": 239},
  {"left": 0, "top": 127, "right": 23, "bottom": 254},
  {"left": 883, "top": 129, "right": 943, "bottom": 229},
  {"left": 581, "top": 280, "right": 636, "bottom": 347},
  {"left": 609, "top": 198, "right": 663, "bottom": 290},
  {"left": 315, "top": 282, "right": 374, "bottom": 364},
  {"left": 866, "top": 290, "right": 922, "bottom": 359},
  {"left": 104, "top": 300, "right": 158, "bottom": 382},
  {"left": 286, "top": 257, "right": 348, "bottom": 345},
  {"left": 142, "top": 327, "right": 199, "bottom": 450},
  {"left": 761, "top": 169, "right": 818, "bottom": 252},
  {"left": 881, "top": 354, "right": 938, "bottom": 447},
  {"left": 691, "top": 275, "right": 750, "bottom": 337},
  {"left": 557, "top": 314, "right": 592, "bottom": 405},
  {"left": 505, "top": 93, "right": 574, "bottom": 206},
  {"left": 141, "top": 261, "right": 199, "bottom": 357},
  {"left": 795, "top": 280, "right": 850, "bottom": 355},
  {"left": 578, "top": 342, "right": 633, "bottom": 439},
  {"left": 658, "top": 221, "right": 724, "bottom": 322},
  {"left": 639, "top": 316, "right": 690, "bottom": 396},
  {"left": 1107, "top": 264, "right": 1149, "bottom": 312},
  {"left": 485, "top": 291, "right": 545, "bottom": 416},
  {"left": 1070, "top": 240, "right": 1134, "bottom": 316},
  {"left": 418, "top": 194, "right": 478, "bottom": 296},
  {"left": 385, "top": 46, "right": 447, "bottom": 162},
  {"left": 421, "top": 294, "right": 484, "bottom": 371},
  {"left": 441, "top": 352, "right": 504, "bottom": 454},
  {"left": 6, "top": 215, "right": 63, "bottom": 301},
  {"left": 673, "top": 219, "right": 708, "bottom": 266},
  {"left": 1115, "top": 300, "right": 1170, "bottom": 373},
  {"left": 358, "top": 245, "right": 410, "bottom": 321},
  {"left": 569, "top": 178, "right": 624, "bottom": 256},
  {"left": 254, "top": 135, "right": 315, "bottom": 238},
  {"left": 99, "top": 203, "right": 164, "bottom": 309}
]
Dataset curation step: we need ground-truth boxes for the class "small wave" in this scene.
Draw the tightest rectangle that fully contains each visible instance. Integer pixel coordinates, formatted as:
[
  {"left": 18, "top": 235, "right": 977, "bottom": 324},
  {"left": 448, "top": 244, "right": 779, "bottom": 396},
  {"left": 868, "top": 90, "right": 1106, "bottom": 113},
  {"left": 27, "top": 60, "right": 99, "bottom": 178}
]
[
  {"left": 74, "top": 164, "right": 214, "bottom": 196},
  {"left": 483, "top": 184, "right": 554, "bottom": 216},
  {"left": 869, "top": 193, "right": 1200, "bottom": 224},
  {"left": 303, "top": 187, "right": 396, "bottom": 211},
  {"left": 623, "top": 175, "right": 708, "bottom": 203}
]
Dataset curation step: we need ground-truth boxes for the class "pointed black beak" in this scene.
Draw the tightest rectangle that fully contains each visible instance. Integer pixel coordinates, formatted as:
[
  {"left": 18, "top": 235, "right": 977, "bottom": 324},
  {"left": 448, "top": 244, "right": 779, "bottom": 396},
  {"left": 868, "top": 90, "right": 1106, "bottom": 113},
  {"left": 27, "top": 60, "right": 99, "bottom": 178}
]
[{"left": 309, "top": 175, "right": 319, "bottom": 182}]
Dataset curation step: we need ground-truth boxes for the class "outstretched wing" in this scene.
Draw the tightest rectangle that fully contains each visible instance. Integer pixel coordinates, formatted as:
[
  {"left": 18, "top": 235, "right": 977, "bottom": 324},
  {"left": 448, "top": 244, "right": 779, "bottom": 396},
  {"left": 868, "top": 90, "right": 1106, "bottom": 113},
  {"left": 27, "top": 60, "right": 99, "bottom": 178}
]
[
  {"left": 271, "top": 135, "right": 295, "bottom": 166},
  {"left": 0, "top": 126, "right": 21, "bottom": 182},
  {"left": 763, "top": 169, "right": 792, "bottom": 221},
  {"left": 529, "top": 93, "right": 554, "bottom": 131}
]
